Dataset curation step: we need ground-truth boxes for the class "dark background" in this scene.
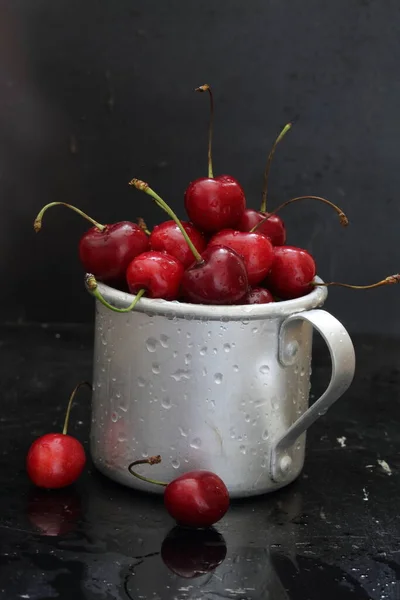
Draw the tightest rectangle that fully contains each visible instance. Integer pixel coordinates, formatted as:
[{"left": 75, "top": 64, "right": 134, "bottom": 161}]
[{"left": 0, "top": 0, "right": 399, "bottom": 333}]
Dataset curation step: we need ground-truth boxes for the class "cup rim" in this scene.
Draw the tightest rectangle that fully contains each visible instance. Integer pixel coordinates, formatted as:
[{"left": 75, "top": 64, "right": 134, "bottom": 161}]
[{"left": 86, "top": 275, "right": 328, "bottom": 321}]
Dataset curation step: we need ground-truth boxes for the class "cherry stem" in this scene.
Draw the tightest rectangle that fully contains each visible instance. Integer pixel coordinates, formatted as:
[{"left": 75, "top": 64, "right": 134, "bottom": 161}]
[
  {"left": 128, "top": 455, "right": 168, "bottom": 487},
  {"left": 195, "top": 84, "right": 214, "bottom": 178},
  {"left": 260, "top": 122, "right": 292, "bottom": 213},
  {"left": 86, "top": 274, "right": 146, "bottom": 312},
  {"left": 137, "top": 217, "right": 151, "bottom": 236},
  {"left": 315, "top": 274, "right": 400, "bottom": 290},
  {"left": 251, "top": 195, "right": 349, "bottom": 232},
  {"left": 34, "top": 202, "right": 105, "bottom": 233},
  {"left": 129, "top": 179, "right": 203, "bottom": 263},
  {"left": 63, "top": 381, "right": 92, "bottom": 435}
]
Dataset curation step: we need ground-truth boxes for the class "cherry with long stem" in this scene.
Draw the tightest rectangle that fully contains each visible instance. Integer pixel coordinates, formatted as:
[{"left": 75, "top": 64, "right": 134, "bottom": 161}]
[
  {"left": 34, "top": 202, "right": 105, "bottom": 232},
  {"left": 261, "top": 122, "right": 292, "bottom": 213},
  {"left": 86, "top": 275, "right": 146, "bottom": 312},
  {"left": 196, "top": 84, "right": 214, "bottom": 178},
  {"left": 315, "top": 274, "right": 400, "bottom": 290},
  {"left": 251, "top": 195, "right": 349, "bottom": 231}
]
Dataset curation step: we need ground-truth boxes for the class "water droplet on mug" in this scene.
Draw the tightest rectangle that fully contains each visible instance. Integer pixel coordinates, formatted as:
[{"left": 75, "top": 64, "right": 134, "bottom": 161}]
[
  {"left": 173, "top": 350, "right": 178, "bottom": 358},
  {"left": 159, "top": 334, "right": 169, "bottom": 348},
  {"left": 261, "top": 458, "right": 267, "bottom": 468},
  {"left": 111, "top": 376, "right": 117, "bottom": 382},
  {"left": 152, "top": 363, "right": 160, "bottom": 374},
  {"left": 233, "top": 364, "right": 239, "bottom": 372},
  {"left": 119, "top": 400, "right": 128, "bottom": 412},
  {"left": 185, "top": 354, "right": 192, "bottom": 365},
  {"left": 190, "top": 437, "right": 201, "bottom": 449},
  {"left": 141, "top": 450, "right": 149, "bottom": 458},
  {"left": 223, "top": 343, "right": 231, "bottom": 353},
  {"left": 230, "top": 427, "right": 236, "bottom": 439},
  {"left": 245, "top": 414, "right": 251, "bottom": 423},
  {"left": 101, "top": 338, "right": 107, "bottom": 346},
  {"left": 202, "top": 366, "right": 207, "bottom": 376},
  {"left": 111, "top": 412, "right": 118, "bottom": 423},
  {"left": 179, "top": 426, "right": 187, "bottom": 437},
  {"left": 271, "top": 396, "right": 279, "bottom": 410},
  {"left": 171, "top": 458, "right": 180, "bottom": 469},
  {"left": 96, "top": 382, "right": 102, "bottom": 388},
  {"left": 213, "top": 348, "right": 218, "bottom": 355},
  {"left": 117, "top": 432, "right": 127, "bottom": 442},
  {"left": 214, "top": 373, "right": 223, "bottom": 384},
  {"left": 294, "top": 365, "right": 299, "bottom": 374},
  {"left": 161, "top": 396, "right": 171, "bottom": 409},
  {"left": 115, "top": 392, "right": 121, "bottom": 399},
  {"left": 146, "top": 337, "right": 158, "bottom": 352},
  {"left": 137, "top": 377, "right": 146, "bottom": 388},
  {"left": 199, "top": 346, "right": 207, "bottom": 356},
  {"left": 171, "top": 369, "right": 191, "bottom": 382},
  {"left": 262, "top": 429, "right": 269, "bottom": 440},
  {"left": 101, "top": 367, "right": 106, "bottom": 373},
  {"left": 241, "top": 320, "right": 250, "bottom": 326},
  {"left": 259, "top": 364, "right": 270, "bottom": 375},
  {"left": 252, "top": 327, "right": 258, "bottom": 334},
  {"left": 240, "top": 445, "right": 246, "bottom": 455},
  {"left": 300, "top": 367, "right": 306, "bottom": 376}
]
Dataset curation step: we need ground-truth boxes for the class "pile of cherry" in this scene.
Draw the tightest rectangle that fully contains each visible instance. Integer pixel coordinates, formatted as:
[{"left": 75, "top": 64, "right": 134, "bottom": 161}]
[
  {"left": 35, "top": 84, "right": 398, "bottom": 313},
  {"left": 28, "top": 84, "right": 399, "bottom": 533}
]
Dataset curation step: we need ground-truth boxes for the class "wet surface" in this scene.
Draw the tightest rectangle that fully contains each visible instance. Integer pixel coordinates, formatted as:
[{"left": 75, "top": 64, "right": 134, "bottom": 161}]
[{"left": 1, "top": 324, "right": 400, "bottom": 599}]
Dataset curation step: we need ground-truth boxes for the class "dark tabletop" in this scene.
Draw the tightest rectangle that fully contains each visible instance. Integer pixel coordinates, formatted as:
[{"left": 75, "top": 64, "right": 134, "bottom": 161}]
[{"left": 1, "top": 324, "right": 399, "bottom": 600}]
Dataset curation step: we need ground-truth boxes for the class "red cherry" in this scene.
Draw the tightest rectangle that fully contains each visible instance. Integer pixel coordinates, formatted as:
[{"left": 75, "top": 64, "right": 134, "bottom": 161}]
[
  {"left": 149, "top": 220, "right": 206, "bottom": 268},
  {"left": 244, "top": 287, "right": 275, "bottom": 304},
  {"left": 184, "top": 175, "right": 246, "bottom": 233},
  {"left": 164, "top": 470, "right": 229, "bottom": 528},
  {"left": 161, "top": 526, "right": 227, "bottom": 578},
  {"left": 265, "top": 246, "right": 316, "bottom": 299},
  {"left": 26, "top": 382, "right": 90, "bottom": 489},
  {"left": 34, "top": 202, "right": 149, "bottom": 285},
  {"left": 208, "top": 229, "right": 274, "bottom": 286},
  {"left": 237, "top": 208, "right": 286, "bottom": 246},
  {"left": 128, "top": 456, "right": 230, "bottom": 528},
  {"left": 126, "top": 251, "right": 184, "bottom": 300},
  {"left": 181, "top": 245, "right": 249, "bottom": 305},
  {"left": 184, "top": 85, "right": 245, "bottom": 233}
]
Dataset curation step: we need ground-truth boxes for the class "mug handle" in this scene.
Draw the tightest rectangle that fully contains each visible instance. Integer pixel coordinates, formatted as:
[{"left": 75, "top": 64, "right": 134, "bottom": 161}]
[{"left": 270, "top": 309, "right": 355, "bottom": 482}]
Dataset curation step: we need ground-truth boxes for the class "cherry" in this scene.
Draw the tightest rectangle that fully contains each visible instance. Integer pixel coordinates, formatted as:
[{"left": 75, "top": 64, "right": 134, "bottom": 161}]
[
  {"left": 243, "top": 287, "right": 275, "bottom": 304},
  {"left": 149, "top": 220, "right": 206, "bottom": 268},
  {"left": 182, "top": 245, "right": 248, "bottom": 305},
  {"left": 26, "top": 382, "right": 90, "bottom": 489},
  {"left": 208, "top": 229, "right": 274, "bottom": 286},
  {"left": 264, "top": 246, "right": 316, "bottom": 300},
  {"left": 184, "top": 85, "right": 246, "bottom": 233},
  {"left": 129, "top": 179, "right": 249, "bottom": 305},
  {"left": 126, "top": 251, "right": 184, "bottom": 299},
  {"left": 128, "top": 455, "right": 230, "bottom": 528},
  {"left": 161, "top": 526, "right": 227, "bottom": 578},
  {"left": 34, "top": 202, "right": 149, "bottom": 286},
  {"left": 237, "top": 209, "right": 286, "bottom": 246}
]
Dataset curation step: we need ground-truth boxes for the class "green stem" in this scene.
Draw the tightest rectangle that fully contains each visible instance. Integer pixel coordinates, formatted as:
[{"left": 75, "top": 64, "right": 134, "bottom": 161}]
[
  {"left": 129, "top": 179, "right": 203, "bottom": 263},
  {"left": 34, "top": 202, "right": 105, "bottom": 233},
  {"left": 63, "top": 381, "right": 92, "bottom": 435},
  {"left": 128, "top": 456, "right": 168, "bottom": 487},
  {"left": 196, "top": 84, "right": 214, "bottom": 178},
  {"left": 260, "top": 122, "right": 292, "bottom": 213},
  {"left": 315, "top": 274, "right": 400, "bottom": 290},
  {"left": 251, "top": 195, "right": 349, "bottom": 233},
  {"left": 86, "top": 275, "right": 146, "bottom": 312}
]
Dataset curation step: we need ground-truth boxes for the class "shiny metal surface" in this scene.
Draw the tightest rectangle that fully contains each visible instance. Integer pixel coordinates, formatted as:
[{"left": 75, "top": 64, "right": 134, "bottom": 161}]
[{"left": 88, "top": 278, "right": 355, "bottom": 498}]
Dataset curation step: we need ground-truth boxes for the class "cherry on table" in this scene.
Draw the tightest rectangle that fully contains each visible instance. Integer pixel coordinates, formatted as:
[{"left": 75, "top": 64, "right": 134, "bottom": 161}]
[
  {"left": 34, "top": 202, "right": 149, "bottom": 286},
  {"left": 128, "top": 455, "right": 230, "bottom": 528},
  {"left": 208, "top": 229, "right": 274, "bottom": 286},
  {"left": 184, "top": 85, "right": 246, "bottom": 233},
  {"left": 161, "top": 526, "right": 227, "bottom": 578},
  {"left": 26, "top": 382, "right": 90, "bottom": 489}
]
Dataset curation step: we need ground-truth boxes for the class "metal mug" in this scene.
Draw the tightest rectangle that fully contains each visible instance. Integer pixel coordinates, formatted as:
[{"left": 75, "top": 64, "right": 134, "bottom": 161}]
[{"left": 87, "top": 277, "right": 355, "bottom": 498}]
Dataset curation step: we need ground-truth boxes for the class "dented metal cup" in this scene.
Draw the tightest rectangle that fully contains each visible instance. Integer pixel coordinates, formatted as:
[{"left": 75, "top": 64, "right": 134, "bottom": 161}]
[{"left": 87, "top": 277, "right": 355, "bottom": 498}]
